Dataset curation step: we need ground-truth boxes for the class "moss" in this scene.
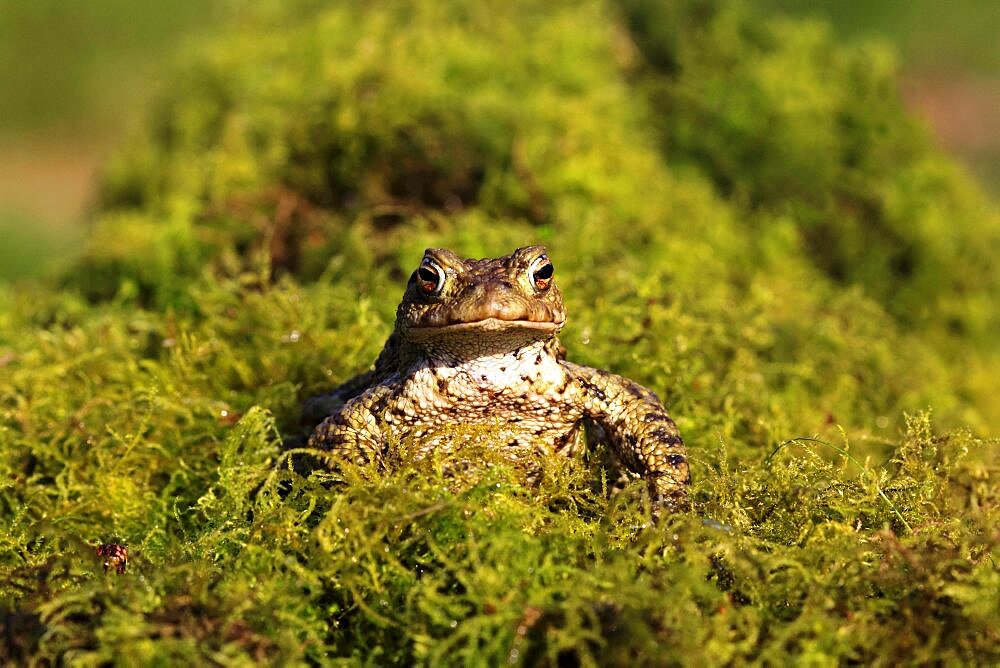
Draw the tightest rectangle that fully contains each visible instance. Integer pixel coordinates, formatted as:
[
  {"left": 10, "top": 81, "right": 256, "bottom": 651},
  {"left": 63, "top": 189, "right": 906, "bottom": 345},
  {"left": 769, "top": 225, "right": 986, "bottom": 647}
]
[
  {"left": 1, "top": 0, "right": 998, "bottom": 663},
  {"left": 619, "top": 0, "right": 1000, "bottom": 340}
]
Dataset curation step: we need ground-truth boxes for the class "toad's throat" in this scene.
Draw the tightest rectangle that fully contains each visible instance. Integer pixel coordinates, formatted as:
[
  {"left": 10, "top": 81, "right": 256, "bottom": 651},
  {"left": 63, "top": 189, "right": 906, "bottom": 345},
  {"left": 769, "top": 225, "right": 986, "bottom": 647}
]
[{"left": 403, "top": 319, "right": 563, "bottom": 353}]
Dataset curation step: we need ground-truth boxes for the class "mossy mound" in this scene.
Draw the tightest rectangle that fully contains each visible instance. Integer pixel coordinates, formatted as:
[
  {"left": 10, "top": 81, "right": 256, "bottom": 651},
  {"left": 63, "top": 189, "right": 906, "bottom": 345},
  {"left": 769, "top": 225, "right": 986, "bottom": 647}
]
[{"left": 2, "top": 0, "right": 998, "bottom": 663}]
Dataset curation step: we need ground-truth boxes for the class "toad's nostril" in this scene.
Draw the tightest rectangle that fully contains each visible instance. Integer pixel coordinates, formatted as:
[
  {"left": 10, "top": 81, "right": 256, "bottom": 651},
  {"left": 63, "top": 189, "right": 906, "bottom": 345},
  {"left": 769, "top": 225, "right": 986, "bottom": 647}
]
[
  {"left": 474, "top": 290, "right": 527, "bottom": 321},
  {"left": 488, "top": 299, "right": 516, "bottom": 319}
]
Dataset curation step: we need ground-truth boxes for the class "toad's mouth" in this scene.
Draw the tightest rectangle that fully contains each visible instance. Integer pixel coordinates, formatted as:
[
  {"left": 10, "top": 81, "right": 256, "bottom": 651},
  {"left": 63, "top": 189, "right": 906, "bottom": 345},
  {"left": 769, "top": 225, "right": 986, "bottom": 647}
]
[{"left": 405, "top": 317, "right": 563, "bottom": 338}]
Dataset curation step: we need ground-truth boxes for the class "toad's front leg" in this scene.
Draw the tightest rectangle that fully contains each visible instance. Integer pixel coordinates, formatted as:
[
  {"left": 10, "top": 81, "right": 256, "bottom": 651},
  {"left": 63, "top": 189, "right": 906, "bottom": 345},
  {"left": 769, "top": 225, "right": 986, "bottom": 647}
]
[
  {"left": 564, "top": 362, "right": 690, "bottom": 514},
  {"left": 301, "top": 333, "right": 408, "bottom": 428},
  {"left": 307, "top": 385, "right": 394, "bottom": 468}
]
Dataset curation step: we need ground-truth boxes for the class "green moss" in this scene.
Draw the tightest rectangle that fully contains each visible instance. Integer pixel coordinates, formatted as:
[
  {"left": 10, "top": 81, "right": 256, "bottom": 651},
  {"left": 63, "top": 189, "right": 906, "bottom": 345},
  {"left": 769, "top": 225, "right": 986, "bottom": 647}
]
[{"left": 1, "top": 0, "right": 998, "bottom": 663}]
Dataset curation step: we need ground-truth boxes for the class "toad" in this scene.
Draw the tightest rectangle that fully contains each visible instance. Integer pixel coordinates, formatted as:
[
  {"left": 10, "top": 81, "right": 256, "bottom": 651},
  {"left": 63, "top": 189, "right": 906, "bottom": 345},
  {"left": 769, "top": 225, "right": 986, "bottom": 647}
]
[{"left": 306, "top": 246, "right": 690, "bottom": 513}]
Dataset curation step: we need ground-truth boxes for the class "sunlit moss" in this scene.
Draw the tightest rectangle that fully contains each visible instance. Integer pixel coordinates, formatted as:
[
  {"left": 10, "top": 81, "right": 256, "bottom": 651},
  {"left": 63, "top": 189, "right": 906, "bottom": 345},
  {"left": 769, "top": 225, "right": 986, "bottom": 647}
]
[{"left": 1, "top": 0, "right": 998, "bottom": 664}]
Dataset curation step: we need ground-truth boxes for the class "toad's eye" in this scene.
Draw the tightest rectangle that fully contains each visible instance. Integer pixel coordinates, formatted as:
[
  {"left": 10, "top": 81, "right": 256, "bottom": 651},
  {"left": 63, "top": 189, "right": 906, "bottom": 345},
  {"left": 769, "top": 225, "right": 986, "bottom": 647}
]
[
  {"left": 417, "top": 258, "right": 445, "bottom": 296},
  {"left": 529, "top": 255, "right": 554, "bottom": 291}
]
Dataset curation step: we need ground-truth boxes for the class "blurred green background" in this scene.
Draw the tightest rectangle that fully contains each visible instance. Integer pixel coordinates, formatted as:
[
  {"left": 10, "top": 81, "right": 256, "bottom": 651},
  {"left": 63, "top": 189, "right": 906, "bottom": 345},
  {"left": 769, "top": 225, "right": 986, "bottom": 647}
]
[
  {"left": 1, "top": 0, "right": 996, "bottom": 282},
  {"left": 0, "top": 0, "right": 229, "bottom": 280}
]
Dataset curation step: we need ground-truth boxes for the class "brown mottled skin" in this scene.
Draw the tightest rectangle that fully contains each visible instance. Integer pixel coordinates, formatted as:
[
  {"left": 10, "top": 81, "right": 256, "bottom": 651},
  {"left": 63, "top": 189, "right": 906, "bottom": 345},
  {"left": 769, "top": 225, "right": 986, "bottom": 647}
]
[{"left": 306, "top": 246, "right": 690, "bottom": 513}]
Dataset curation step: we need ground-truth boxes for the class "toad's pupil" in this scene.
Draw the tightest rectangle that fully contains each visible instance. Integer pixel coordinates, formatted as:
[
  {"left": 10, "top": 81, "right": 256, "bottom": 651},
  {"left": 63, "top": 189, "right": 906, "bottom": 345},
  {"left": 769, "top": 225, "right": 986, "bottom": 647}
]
[
  {"left": 418, "top": 266, "right": 439, "bottom": 284},
  {"left": 534, "top": 263, "right": 553, "bottom": 281}
]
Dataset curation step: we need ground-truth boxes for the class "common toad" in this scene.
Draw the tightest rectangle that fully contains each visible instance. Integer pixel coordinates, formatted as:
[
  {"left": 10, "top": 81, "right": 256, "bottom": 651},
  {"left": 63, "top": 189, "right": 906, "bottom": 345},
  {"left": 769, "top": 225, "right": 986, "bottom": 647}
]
[{"left": 306, "top": 246, "right": 690, "bottom": 513}]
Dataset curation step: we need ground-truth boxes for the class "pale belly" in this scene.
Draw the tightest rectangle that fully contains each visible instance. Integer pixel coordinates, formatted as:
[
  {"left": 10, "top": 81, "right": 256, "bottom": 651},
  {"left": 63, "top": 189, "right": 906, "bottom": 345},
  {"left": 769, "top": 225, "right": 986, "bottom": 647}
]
[{"left": 377, "top": 358, "right": 586, "bottom": 457}]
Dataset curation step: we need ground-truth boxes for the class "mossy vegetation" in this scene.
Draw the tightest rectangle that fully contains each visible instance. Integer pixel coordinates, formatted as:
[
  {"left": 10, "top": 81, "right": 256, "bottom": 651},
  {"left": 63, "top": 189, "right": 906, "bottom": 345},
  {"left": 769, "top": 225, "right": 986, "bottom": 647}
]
[{"left": 1, "top": 0, "right": 997, "bottom": 663}]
